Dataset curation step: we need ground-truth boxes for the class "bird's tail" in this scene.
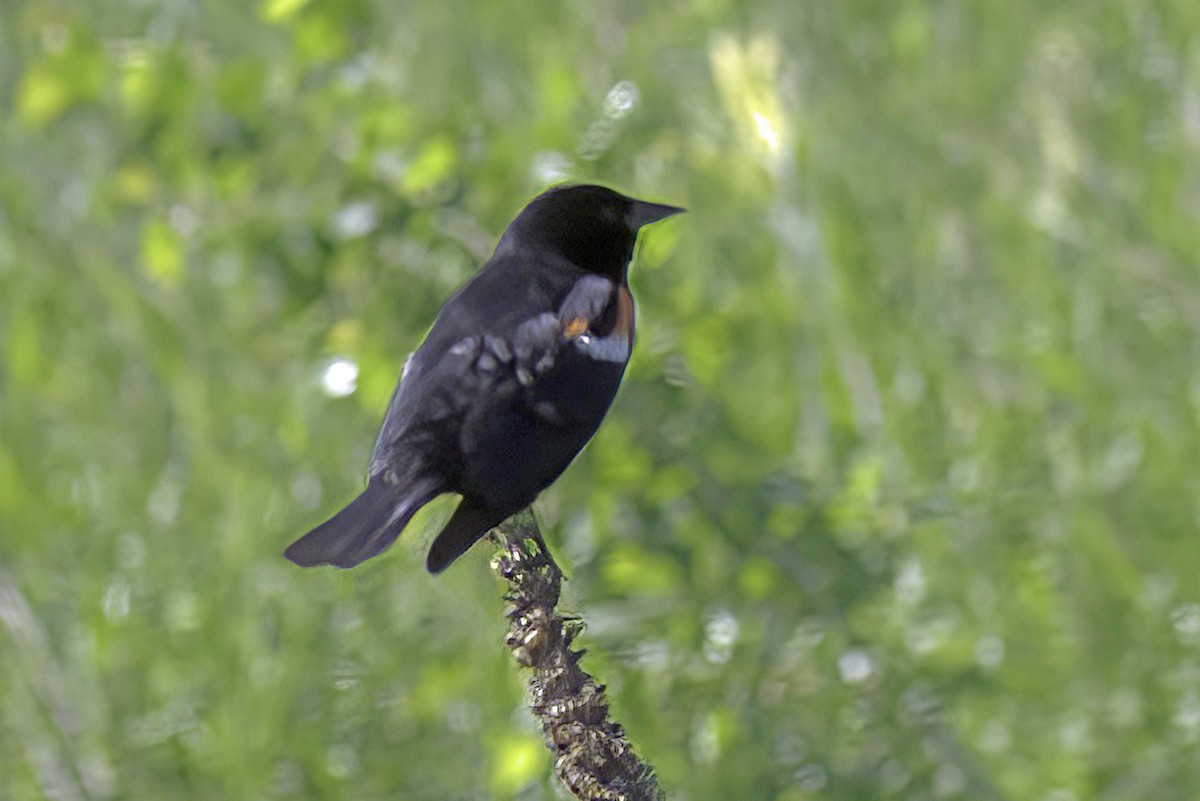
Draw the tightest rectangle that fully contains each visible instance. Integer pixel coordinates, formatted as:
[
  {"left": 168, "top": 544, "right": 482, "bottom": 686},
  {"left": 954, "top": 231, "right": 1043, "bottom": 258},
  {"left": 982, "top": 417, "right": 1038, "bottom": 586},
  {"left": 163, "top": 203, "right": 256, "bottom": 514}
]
[
  {"left": 284, "top": 476, "right": 441, "bottom": 569},
  {"left": 425, "top": 497, "right": 508, "bottom": 574}
]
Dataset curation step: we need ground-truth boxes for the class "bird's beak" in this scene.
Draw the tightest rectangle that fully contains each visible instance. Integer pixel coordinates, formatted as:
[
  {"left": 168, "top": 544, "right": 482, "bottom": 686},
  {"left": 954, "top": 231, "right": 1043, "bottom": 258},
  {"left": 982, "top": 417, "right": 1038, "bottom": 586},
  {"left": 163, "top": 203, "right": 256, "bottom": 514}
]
[{"left": 627, "top": 201, "right": 686, "bottom": 229}]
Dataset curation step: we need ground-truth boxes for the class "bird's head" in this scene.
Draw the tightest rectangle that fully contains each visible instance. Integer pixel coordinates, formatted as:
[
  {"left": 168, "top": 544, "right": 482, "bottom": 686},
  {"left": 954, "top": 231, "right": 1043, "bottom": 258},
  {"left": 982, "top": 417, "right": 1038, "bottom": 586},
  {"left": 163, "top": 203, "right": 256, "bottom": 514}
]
[{"left": 499, "top": 184, "right": 685, "bottom": 280}]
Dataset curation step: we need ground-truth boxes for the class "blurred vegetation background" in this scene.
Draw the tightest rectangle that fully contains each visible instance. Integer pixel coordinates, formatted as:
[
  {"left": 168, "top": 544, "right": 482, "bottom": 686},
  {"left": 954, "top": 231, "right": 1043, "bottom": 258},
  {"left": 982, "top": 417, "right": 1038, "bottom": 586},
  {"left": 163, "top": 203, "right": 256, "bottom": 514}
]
[{"left": 3, "top": 0, "right": 1200, "bottom": 799}]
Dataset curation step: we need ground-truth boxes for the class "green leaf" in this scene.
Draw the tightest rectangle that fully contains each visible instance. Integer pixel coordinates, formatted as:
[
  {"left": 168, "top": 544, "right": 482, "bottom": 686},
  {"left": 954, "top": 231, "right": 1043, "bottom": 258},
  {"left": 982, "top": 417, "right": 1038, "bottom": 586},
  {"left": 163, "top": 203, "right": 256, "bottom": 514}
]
[{"left": 140, "top": 218, "right": 184, "bottom": 286}]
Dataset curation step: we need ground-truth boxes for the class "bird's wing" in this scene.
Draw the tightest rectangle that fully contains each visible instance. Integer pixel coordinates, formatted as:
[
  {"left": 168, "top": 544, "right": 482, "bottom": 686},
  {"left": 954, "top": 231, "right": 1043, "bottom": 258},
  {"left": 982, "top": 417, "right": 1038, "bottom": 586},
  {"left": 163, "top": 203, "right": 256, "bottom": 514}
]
[
  {"left": 372, "top": 272, "right": 631, "bottom": 467},
  {"left": 555, "top": 274, "right": 634, "bottom": 364},
  {"left": 500, "top": 273, "right": 632, "bottom": 387},
  {"left": 428, "top": 274, "right": 631, "bottom": 432}
]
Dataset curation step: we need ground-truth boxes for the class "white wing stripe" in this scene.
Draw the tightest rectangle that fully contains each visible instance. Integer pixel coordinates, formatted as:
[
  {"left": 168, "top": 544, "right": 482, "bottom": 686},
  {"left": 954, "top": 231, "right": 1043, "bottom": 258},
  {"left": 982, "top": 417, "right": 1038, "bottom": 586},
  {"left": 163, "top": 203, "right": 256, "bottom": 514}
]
[{"left": 574, "top": 332, "right": 630, "bottom": 363}]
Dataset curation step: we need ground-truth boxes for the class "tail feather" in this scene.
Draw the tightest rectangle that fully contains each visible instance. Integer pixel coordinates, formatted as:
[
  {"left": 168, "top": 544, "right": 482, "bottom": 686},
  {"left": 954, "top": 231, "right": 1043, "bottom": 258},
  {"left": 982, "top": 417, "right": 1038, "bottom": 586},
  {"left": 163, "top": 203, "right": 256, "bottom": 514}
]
[
  {"left": 425, "top": 498, "right": 508, "bottom": 574},
  {"left": 284, "top": 477, "right": 440, "bottom": 569}
]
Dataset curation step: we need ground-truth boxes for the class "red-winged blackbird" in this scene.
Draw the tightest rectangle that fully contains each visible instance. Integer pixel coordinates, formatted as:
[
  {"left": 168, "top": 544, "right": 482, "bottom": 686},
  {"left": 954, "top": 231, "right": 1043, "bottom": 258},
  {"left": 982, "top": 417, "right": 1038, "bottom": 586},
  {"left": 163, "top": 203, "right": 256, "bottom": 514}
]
[{"left": 285, "top": 184, "right": 684, "bottom": 573}]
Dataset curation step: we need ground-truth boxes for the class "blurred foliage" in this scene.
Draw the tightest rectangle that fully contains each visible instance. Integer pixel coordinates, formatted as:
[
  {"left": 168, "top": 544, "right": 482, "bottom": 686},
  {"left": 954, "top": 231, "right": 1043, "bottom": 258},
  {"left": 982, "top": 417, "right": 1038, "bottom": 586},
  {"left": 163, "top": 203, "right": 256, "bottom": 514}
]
[{"left": 2, "top": 0, "right": 1200, "bottom": 799}]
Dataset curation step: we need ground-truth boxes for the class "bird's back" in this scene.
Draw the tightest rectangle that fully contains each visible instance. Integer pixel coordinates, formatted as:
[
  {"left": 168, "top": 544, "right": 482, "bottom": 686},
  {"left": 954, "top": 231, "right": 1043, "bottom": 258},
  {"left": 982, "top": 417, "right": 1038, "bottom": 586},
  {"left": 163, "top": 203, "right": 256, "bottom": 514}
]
[{"left": 368, "top": 249, "right": 600, "bottom": 487}]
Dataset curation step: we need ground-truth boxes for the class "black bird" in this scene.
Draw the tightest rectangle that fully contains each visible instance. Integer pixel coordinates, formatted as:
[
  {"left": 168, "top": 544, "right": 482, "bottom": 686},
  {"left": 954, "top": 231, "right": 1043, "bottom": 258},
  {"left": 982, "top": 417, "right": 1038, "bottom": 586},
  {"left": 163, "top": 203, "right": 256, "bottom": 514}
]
[{"left": 285, "top": 184, "right": 684, "bottom": 573}]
